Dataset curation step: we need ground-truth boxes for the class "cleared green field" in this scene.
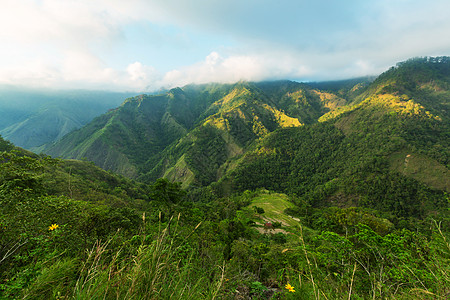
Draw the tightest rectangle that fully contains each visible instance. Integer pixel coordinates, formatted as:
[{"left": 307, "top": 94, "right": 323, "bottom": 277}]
[
  {"left": 245, "top": 192, "right": 299, "bottom": 227},
  {"left": 389, "top": 151, "right": 450, "bottom": 192}
]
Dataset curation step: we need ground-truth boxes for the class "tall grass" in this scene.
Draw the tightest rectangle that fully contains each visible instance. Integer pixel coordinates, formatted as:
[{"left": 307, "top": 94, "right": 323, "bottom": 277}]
[
  {"left": 281, "top": 220, "right": 450, "bottom": 300},
  {"left": 73, "top": 215, "right": 224, "bottom": 299},
  {"left": 22, "top": 215, "right": 225, "bottom": 299},
  {"left": 18, "top": 216, "right": 450, "bottom": 299}
]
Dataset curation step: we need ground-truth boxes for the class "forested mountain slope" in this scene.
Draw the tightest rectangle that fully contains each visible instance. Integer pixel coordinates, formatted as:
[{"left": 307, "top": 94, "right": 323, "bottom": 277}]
[
  {"left": 1, "top": 132, "right": 449, "bottom": 299},
  {"left": 46, "top": 81, "right": 349, "bottom": 182},
  {"left": 222, "top": 57, "right": 449, "bottom": 220},
  {"left": 45, "top": 57, "right": 449, "bottom": 208}
]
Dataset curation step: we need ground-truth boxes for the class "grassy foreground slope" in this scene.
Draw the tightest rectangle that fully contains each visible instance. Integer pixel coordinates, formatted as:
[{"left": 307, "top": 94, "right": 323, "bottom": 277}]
[{"left": 1, "top": 135, "right": 450, "bottom": 298}]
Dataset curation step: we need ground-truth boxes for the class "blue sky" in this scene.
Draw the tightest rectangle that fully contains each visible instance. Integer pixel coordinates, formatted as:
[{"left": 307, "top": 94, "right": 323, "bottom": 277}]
[{"left": 0, "top": 0, "right": 449, "bottom": 91}]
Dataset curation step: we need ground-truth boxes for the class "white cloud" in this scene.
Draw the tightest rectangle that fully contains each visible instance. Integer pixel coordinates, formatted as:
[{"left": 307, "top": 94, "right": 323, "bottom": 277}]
[
  {"left": 127, "top": 62, "right": 148, "bottom": 81},
  {"left": 0, "top": 0, "right": 125, "bottom": 47},
  {"left": 205, "top": 52, "right": 221, "bottom": 67},
  {"left": 0, "top": 60, "right": 58, "bottom": 88},
  {"left": 126, "top": 62, "right": 160, "bottom": 89},
  {"left": 0, "top": 0, "right": 449, "bottom": 91},
  {"left": 155, "top": 50, "right": 312, "bottom": 89}
]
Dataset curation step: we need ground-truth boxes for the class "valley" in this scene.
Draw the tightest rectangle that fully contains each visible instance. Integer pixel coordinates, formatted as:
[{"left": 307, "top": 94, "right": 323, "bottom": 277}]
[{"left": 0, "top": 57, "right": 449, "bottom": 299}]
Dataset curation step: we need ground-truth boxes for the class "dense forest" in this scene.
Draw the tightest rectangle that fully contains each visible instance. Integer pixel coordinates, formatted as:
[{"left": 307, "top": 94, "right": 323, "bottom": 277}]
[{"left": 1, "top": 57, "right": 449, "bottom": 299}]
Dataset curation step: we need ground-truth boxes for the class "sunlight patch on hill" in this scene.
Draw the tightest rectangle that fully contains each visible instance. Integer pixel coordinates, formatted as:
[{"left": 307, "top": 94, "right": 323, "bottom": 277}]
[{"left": 244, "top": 191, "right": 299, "bottom": 228}]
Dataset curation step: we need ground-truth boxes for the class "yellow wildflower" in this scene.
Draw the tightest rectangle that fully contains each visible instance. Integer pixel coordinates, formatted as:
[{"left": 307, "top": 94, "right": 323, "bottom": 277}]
[
  {"left": 285, "top": 283, "right": 295, "bottom": 293},
  {"left": 49, "top": 224, "right": 59, "bottom": 231}
]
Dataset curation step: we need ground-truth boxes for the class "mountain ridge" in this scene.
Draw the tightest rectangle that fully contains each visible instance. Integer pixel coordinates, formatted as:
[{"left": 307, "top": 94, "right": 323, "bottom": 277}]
[
  {"left": 44, "top": 57, "right": 449, "bottom": 204},
  {"left": 45, "top": 80, "right": 350, "bottom": 184}
]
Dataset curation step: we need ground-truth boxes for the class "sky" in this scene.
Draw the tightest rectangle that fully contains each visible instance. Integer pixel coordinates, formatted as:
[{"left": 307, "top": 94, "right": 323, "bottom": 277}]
[{"left": 0, "top": 0, "right": 449, "bottom": 92}]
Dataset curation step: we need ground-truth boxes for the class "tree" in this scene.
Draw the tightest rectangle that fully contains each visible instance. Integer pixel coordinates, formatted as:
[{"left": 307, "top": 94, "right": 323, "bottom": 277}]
[{"left": 150, "top": 178, "right": 186, "bottom": 216}]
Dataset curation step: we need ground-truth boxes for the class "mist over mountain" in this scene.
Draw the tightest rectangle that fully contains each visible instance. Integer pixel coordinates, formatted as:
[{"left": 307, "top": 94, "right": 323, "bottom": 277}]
[{"left": 0, "top": 88, "right": 136, "bottom": 150}]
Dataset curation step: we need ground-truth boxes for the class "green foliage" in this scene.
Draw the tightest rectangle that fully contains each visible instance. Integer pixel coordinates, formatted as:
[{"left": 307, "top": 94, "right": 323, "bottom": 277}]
[
  {"left": 46, "top": 80, "right": 349, "bottom": 186},
  {"left": 253, "top": 206, "right": 265, "bottom": 214},
  {"left": 310, "top": 223, "right": 449, "bottom": 298},
  {"left": 0, "top": 136, "right": 13, "bottom": 152},
  {"left": 228, "top": 87, "right": 448, "bottom": 218},
  {"left": 1, "top": 57, "right": 450, "bottom": 299},
  {"left": 249, "top": 281, "right": 268, "bottom": 298},
  {"left": 73, "top": 222, "right": 223, "bottom": 299},
  {"left": 0, "top": 147, "right": 148, "bottom": 298},
  {"left": 22, "top": 258, "right": 78, "bottom": 299},
  {"left": 1, "top": 154, "right": 448, "bottom": 299},
  {"left": 151, "top": 178, "right": 186, "bottom": 204}
]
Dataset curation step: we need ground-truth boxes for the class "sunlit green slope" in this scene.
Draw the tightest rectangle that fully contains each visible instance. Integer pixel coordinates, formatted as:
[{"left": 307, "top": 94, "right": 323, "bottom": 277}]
[
  {"left": 46, "top": 81, "right": 346, "bottom": 184},
  {"left": 223, "top": 57, "right": 449, "bottom": 219}
]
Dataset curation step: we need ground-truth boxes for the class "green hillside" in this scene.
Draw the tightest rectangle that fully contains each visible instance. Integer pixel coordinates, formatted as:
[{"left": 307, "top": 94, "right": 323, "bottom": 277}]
[
  {"left": 244, "top": 190, "right": 299, "bottom": 228},
  {"left": 2, "top": 136, "right": 448, "bottom": 298},
  {"left": 1, "top": 57, "right": 449, "bottom": 299},
  {"left": 45, "top": 85, "right": 231, "bottom": 178},
  {"left": 44, "top": 57, "right": 449, "bottom": 219},
  {"left": 0, "top": 108, "right": 84, "bottom": 152},
  {"left": 46, "top": 81, "right": 347, "bottom": 185},
  {"left": 224, "top": 57, "right": 449, "bottom": 222}
]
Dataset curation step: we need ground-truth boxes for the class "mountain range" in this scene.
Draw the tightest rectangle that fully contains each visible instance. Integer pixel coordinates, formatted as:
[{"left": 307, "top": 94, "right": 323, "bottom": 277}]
[
  {"left": 43, "top": 80, "right": 367, "bottom": 179},
  {"left": 1, "top": 56, "right": 449, "bottom": 299},
  {"left": 44, "top": 57, "right": 448, "bottom": 199}
]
